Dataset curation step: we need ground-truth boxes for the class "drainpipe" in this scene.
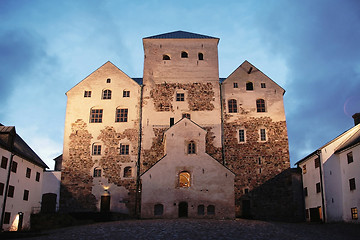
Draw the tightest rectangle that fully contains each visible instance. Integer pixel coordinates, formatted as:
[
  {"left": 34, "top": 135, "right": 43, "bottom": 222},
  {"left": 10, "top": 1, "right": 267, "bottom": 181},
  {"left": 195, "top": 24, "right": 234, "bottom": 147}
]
[
  {"left": 219, "top": 82, "right": 225, "bottom": 165},
  {"left": 135, "top": 85, "right": 144, "bottom": 218},
  {"left": 316, "top": 150, "right": 326, "bottom": 223},
  {"left": 0, "top": 153, "right": 14, "bottom": 231}
]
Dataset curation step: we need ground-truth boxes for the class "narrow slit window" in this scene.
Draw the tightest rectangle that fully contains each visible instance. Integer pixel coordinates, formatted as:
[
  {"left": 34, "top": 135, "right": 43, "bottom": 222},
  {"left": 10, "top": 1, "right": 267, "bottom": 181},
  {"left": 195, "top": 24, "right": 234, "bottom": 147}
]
[
  {"left": 260, "top": 129, "right": 266, "bottom": 141},
  {"left": 198, "top": 52, "right": 204, "bottom": 60},
  {"left": 239, "top": 129, "right": 245, "bottom": 143}
]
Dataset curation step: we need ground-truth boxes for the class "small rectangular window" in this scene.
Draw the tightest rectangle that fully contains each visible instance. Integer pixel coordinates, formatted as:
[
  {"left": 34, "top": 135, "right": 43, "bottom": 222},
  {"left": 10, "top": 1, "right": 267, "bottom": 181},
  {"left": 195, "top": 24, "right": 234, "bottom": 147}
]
[
  {"left": 23, "top": 190, "right": 29, "bottom": 201},
  {"left": 347, "top": 152, "right": 353, "bottom": 164},
  {"left": 316, "top": 182, "right": 321, "bottom": 193},
  {"left": 304, "top": 187, "right": 308, "bottom": 197},
  {"left": 0, "top": 182, "right": 4, "bottom": 196},
  {"left": 260, "top": 129, "right": 266, "bottom": 141},
  {"left": 116, "top": 109, "right": 128, "bottom": 122},
  {"left": 170, "top": 118, "right": 174, "bottom": 127},
  {"left": 11, "top": 161, "right": 17, "bottom": 173},
  {"left": 120, "top": 144, "right": 129, "bottom": 155},
  {"left": 261, "top": 83, "right": 266, "bottom": 88},
  {"left": 93, "top": 168, "right": 101, "bottom": 177},
  {"left": 349, "top": 178, "right": 356, "bottom": 191},
  {"left": 4, "top": 212, "right": 11, "bottom": 224},
  {"left": 90, "top": 109, "right": 103, "bottom": 123},
  {"left": 84, "top": 91, "right": 92, "bottom": 97},
  {"left": 176, "top": 93, "right": 185, "bottom": 101},
  {"left": 26, "top": 168, "right": 31, "bottom": 178},
  {"left": 244, "top": 188, "right": 249, "bottom": 194},
  {"left": 36, "top": 172, "right": 40, "bottom": 182},
  {"left": 182, "top": 113, "right": 191, "bottom": 119},
  {"left": 239, "top": 130, "right": 245, "bottom": 142},
  {"left": 106, "top": 78, "right": 111, "bottom": 83},
  {"left": 8, "top": 185, "right": 14, "bottom": 198},
  {"left": 315, "top": 158, "right": 320, "bottom": 168},
  {"left": 92, "top": 144, "right": 101, "bottom": 155},
  {"left": 123, "top": 90, "right": 130, "bottom": 97},
  {"left": 1, "top": 156, "right": 8, "bottom": 169},
  {"left": 233, "top": 82, "right": 238, "bottom": 88},
  {"left": 351, "top": 207, "right": 358, "bottom": 219}
]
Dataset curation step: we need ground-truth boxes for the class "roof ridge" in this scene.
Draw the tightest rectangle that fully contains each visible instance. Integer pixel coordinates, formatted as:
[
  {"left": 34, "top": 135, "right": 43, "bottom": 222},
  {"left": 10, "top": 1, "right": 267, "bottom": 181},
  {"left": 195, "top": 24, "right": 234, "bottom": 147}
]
[{"left": 144, "top": 30, "right": 218, "bottom": 39}]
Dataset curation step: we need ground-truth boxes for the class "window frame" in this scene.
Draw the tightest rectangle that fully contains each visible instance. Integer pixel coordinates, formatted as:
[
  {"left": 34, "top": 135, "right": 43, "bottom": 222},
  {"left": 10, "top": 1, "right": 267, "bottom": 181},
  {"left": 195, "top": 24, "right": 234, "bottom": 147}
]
[
  {"left": 228, "top": 99, "right": 238, "bottom": 113},
  {"left": 315, "top": 158, "right": 320, "bottom": 168},
  {"left": 123, "top": 90, "right": 130, "bottom": 98},
  {"left": 179, "top": 171, "right": 191, "bottom": 188},
  {"left": 176, "top": 93, "right": 185, "bottom": 102},
  {"left": 0, "top": 182, "right": 4, "bottom": 196},
  {"left": 92, "top": 144, "right": 102, "bottom": 155},
  {"left": 36, "top": 172, "right": 40, "bottom": 182},
  {"left": 120, "top": 144, "right": 130, "bottom": 155},
  {"left": 90, "top": 109, "right": 103, "bottom": 123},
  {"left": 351, "top": 207, "right": 358, "bottom": 220},
  {"left": 316, "top": 182, "right": 321, "bottom": 193},
  {"left": 182, "top": 113, "right": 191, "bottom": 119},
  {"left": 84, "top": 91, "right": 92, "bottom": 98},
  {"left": 116, "top": 108, "right": 128, "bottom": 123},
  {"left": 163, "top": 54, "right": 170, "bottom": 60},
  {"left": 246, "top": 82, "right": 254, "bottom": 91},
  {"left": 188, "top": 141, "right": 196, "bottom": 154},
  {"left": 256, "top": 99, "right": 266, "bottom": 112},
  {"left": 198, "top": 52, "right": 204, "bottom": 60},
  {"left": 181, "top": 51, "right": 188, "bottom": 58},
  {"left": 11, "top": 161, "right": 17, "bottom": 173},
  {"left": 239, "top": 129, "right": 246, "bottom": 143},
  {"left": 102, "top": 89, "right": 112, "bottom": 100},
  {"left": 93, "top": 167, "right": 102, "bottom": 178},
  {"left": 23, "top": 189, "right": 29, "bottom": 201},
  {"left": 260, "top": 128, "right": 267, "bottom": 142},
  {"left": 349, "top": 178, "right": 356, "bottom": 191},
  {"left": 1, "top": 156, "right": 8, "bottom": 169},
  {"left": 8, "top": 185, "right": 14, "bottom": 198},
  {"left": 123, "top": 166, "right": 132, "bottom": 178},
  {"left": 347, "top": 152, "right": 353, "bottom": 164},
  {"left": 26, "top": 167, "right": 31, "bottom": 178},
  {"left": 261, "top": 83, "right": 266, "bottom": 88},
  {"left": 233, "top": 82, "right": 238, "bottom": 88}
]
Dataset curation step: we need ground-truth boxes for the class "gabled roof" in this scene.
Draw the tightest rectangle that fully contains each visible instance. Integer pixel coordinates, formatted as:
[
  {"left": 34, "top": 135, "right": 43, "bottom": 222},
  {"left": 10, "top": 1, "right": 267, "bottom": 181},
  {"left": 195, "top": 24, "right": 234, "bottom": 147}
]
[
  {"left": 335, "top": 127, "right": 360, "bottom": 153},
  {"left": 0, "top": 124, "right": 48, "bottom": 169},
  {"left": 296, "top": 124, "right": 360, "bottom": 166},
  {"left": 66, "top": 61, "right": 141, "bottom": 94},
  {"left": 144, "top": 31, "right": 219, "bottom": 40},
  {"left": 222, "top": 60, "right": 286, "bottom": 95}
]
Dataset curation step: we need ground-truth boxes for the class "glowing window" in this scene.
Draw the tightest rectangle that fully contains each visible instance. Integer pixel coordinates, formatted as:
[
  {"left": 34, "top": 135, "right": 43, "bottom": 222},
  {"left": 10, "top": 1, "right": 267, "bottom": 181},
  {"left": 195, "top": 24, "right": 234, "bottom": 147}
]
[
  {"left": 179, "top": 171, "right": 190, "bottom": 188},
  {"left": 351, "top": 207, "right": 358, "bottom": 219}
]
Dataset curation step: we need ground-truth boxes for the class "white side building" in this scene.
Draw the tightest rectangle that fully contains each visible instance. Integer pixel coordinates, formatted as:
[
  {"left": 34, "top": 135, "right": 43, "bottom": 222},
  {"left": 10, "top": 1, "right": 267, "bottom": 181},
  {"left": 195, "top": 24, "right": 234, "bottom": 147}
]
[
  {"left": 0, "top": 124, "right": 48, "bottom": 231},
  {"left": 296, "top": 113, "right": 360, "bottom": 223}
]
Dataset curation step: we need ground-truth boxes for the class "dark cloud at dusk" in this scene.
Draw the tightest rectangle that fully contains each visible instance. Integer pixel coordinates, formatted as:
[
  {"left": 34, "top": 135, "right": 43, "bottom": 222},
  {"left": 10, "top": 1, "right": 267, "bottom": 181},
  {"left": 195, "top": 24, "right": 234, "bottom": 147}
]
[{"left": 0, "top": 0, "right": 359, "bottom": 168}]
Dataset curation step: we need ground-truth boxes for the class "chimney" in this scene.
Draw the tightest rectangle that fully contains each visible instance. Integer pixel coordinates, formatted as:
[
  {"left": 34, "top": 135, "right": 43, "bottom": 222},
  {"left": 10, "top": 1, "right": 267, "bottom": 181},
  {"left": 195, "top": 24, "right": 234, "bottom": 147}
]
[{"left": 352, "top": 113, "right": 360, "bottom": 126}]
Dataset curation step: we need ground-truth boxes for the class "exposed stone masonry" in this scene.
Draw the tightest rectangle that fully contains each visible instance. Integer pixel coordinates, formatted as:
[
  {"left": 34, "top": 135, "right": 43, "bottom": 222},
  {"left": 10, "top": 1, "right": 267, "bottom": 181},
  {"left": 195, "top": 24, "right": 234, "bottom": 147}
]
[
  {"left": 204, "top": 127, "right": 222, "bottom": 163},
  {"left": 61, "top": 119, "right": 97, "bottom": 211},
  {"left": 141, "top": 128, "right": 166, "bottom": 172},
  {"left": 223, "top": 116, "right": 290, "bottom": 216},
  {"left": 150, "top": 83, "right": 215, "bottom": 111}
]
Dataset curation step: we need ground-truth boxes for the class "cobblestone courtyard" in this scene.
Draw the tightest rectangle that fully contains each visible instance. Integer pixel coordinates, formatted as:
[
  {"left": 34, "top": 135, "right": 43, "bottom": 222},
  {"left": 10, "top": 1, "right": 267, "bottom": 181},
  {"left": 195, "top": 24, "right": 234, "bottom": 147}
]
[{"left": 17, "top": 219, "right": 360, "bottom": 240}]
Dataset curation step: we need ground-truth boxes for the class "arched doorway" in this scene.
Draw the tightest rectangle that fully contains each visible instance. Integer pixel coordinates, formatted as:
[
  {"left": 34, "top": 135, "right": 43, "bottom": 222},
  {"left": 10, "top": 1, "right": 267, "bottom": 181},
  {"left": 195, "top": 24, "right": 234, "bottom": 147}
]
[{"left": 178, "top": 201, "right": 188, "bottom": 218}]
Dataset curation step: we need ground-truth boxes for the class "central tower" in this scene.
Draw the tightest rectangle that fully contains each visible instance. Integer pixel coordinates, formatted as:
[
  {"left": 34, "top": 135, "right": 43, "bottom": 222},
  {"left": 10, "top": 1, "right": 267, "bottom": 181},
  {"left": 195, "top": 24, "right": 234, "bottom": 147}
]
[{"left": 141, "top": 31, "right": 223, "bottom": 171}]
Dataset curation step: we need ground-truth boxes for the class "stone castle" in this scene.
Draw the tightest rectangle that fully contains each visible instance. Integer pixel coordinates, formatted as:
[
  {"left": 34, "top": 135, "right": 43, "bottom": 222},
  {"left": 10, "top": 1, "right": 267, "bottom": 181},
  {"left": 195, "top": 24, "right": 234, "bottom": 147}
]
[{"left": 61, "top": 31, "right": 298, "bottom": 220}]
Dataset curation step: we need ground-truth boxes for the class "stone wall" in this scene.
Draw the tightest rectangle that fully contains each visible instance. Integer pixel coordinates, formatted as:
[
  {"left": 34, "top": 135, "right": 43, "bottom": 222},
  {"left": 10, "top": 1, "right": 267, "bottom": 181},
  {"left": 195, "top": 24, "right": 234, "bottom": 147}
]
[
  {"left": 60, "top": 119, "right": 97, "bottom": 211},
  {"left": 150, "top": 83, "right": 215, "bottom": 112},
  {"left": 223, "top": 116, "right": 290, "bottom": 216},
  {"left": 141, "top": 128, "right": 166, "bottom": 173}
]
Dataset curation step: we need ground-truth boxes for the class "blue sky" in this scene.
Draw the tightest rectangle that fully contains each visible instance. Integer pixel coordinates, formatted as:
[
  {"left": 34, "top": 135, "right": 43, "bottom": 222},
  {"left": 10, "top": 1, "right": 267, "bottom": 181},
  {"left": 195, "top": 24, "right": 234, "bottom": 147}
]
[{"left": 1, "top": 0, "right": 359, "bottom": 169}]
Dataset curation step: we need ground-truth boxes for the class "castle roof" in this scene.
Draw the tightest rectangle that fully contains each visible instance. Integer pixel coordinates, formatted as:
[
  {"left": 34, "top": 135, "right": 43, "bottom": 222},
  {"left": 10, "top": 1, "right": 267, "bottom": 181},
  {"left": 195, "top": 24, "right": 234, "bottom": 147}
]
[
  {"left": 0, "top": 124, "right": 48, "bottom": 169},
  {"left": 144, "top": 30, "right": 218, "bottom": 40}
]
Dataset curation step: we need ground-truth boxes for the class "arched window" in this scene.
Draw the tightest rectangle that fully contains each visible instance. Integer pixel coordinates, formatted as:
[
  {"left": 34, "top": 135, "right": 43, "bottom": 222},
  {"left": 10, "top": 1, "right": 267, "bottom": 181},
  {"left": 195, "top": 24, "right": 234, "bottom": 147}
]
[
  {"left": 179, "top": 171, "right": 190, "bottom": 188},
  {"left": 163, "top": 54, "right": 170, "bottom": 60},
  {"left": 123, "top": 166, "right": 132, "bottom": 178},
  {"left": 188, "top": 141, "right": 196, "bottom": 154},
  {"left": 256, "top": 99, "right": 266, "bottom": 112},
  {"left": 102, "top": 89, "right": 112, "bottom": 99},
  {"left": 246, "top": 82, "right": 253, "bottom": 91},
  {"left": 181, "top": 51, "right": 188, "bottom": 58},
  {"left": 228, "top": 99, "right": 237, "bottom": 113},
  {"left": 207, "top": 205, "right": 215, "bottom": 215},
  {"left": 154, "top": 204, "right": 164, "bottom": 216},
  {"left": 198, "top": 52, "right": 204, "bottom": 60}
]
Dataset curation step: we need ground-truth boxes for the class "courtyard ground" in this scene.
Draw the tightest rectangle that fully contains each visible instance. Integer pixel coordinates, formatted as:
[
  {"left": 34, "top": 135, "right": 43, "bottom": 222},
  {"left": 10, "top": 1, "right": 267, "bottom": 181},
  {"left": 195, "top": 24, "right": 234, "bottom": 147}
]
[{"left": 8, "top": 219, "right": 360, "bottom": 240}]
